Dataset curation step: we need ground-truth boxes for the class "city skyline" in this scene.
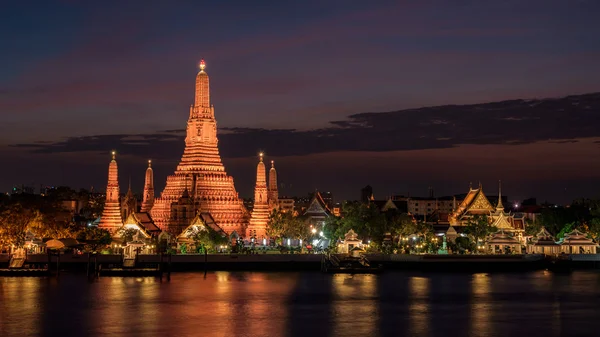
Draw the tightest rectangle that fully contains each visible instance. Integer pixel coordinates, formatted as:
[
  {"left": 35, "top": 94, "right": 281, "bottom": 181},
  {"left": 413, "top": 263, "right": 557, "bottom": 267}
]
[{"left": 2, "top": 1, "right": 600, "bottom": 203}]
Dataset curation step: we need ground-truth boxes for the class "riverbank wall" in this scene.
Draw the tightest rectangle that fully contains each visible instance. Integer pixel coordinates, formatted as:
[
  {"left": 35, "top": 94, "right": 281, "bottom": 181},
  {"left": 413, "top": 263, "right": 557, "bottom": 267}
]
[{"left": 1, "top": 253, "right": 599, "bottom": 273}]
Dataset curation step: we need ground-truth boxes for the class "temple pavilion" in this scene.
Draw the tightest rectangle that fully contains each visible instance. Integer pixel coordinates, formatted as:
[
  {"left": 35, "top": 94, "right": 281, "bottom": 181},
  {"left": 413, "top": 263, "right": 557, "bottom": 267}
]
[
  {"left": 176, "top": 213, "right": 227, "bottom": 253},
  {"left": 303, "top": 191, "right": 332, "bottom": 228},
  {"left": 448, "top": 182, "right": 525, "bottom": 241},
  {"left": 486, "top": 230, "right": 522, "bottom": 254},
  {"left": 527, "top": 227, "right": 560, "bottom": 255},
  {"left": 560, "top": 229, "right": 598, "bottom": 254}
]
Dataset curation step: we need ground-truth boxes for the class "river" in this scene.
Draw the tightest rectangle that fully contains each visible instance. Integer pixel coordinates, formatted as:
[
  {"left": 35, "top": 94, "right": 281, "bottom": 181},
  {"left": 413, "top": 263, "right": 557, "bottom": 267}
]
[{"left": 1, "top": 270, "right": 599, "bottom": 337}]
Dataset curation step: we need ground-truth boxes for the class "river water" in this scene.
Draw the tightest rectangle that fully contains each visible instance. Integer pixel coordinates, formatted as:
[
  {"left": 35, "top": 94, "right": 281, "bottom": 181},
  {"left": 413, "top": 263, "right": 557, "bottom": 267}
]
[{"left": 1, "top": 270, "right": 599, "bottom": 337}]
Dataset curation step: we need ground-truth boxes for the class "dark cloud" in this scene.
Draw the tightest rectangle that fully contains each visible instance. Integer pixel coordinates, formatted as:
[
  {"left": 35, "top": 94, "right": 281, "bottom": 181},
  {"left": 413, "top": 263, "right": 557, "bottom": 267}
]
[{"left": 11, "top": 92, "right": 600, "bottom": 160}]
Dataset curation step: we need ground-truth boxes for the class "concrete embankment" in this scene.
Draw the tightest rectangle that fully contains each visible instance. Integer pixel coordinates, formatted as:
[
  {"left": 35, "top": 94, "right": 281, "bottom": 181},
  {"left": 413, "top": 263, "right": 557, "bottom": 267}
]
[{"left": 1, "top": 253, "right": 599, "bottom": 273}]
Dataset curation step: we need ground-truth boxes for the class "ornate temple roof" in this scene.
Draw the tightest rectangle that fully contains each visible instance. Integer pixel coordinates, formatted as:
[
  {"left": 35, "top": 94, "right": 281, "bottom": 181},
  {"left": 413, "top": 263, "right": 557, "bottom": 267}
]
[
  {"left": 120, "top": 212, "right": 161, "bottom": 239},
  {"left": 490, "top": 211, "right": 513, "bottom": 230},
  {"left": 450, "top": 184, "right": 494, "bottom": 222},
  {"left": 446, "top": 225, "right": 458, "bottom": 235},
  {"left": 562, "top": 229, "right": 597, "bottom": 246},
  {"left": 344, "top": 229, "right": 359, "bottom": 241},
  {"left": 178, "top": 212, "right": 226, "bottom": 240},
  {"left": 487, "top": 230, "right": 520, "bottom": 245},
  {"left": 304, "top": 191, "right": 332, "bottom": 217}
]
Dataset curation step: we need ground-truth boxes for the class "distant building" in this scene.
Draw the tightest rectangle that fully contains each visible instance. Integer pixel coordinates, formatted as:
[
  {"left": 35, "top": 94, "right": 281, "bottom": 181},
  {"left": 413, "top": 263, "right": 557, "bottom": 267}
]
[
  {"left": 391, "top": 194, "right": 464, "bottom": 218},
  {"left": 360, "top": 185, "right": 374, "bottom": 203},
  {"left": 278, "top": 198, "right": 295, "bottom": 213},
  {"left": 11, "top": 185, "right": 35, "bottom": 195},
  {"left": 320, "top": 192, "right": 334, "bottom": 209}
]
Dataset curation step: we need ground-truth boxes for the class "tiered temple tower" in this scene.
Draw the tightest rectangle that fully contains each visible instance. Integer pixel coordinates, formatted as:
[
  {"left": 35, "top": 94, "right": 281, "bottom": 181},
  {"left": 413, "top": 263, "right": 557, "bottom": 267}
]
[
  {"left": 140, "top": 160, "right": 154, "bottom": 212},
  {"left": 151, "top": 60, "right": 249, "bottom": 235},
  {"left": 247, "top": 153, "right": 270, "bottom": 239},
  {"left": 98, "top": 151, "right": 123, "bottom": 232},
  {"left": 268, "top": 160, "right": 279, "bottom": 210}
]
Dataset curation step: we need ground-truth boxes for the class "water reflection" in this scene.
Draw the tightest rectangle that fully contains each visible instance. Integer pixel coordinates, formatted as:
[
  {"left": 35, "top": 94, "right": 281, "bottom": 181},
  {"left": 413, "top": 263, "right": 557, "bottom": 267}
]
[
  {"left": 332, "top": 274, "right": 378, "bottom": 336},
  {"left": 470, "top": 273, "right": 491, "bottom": 335},
  {"left": 0, "top": 278, "right": 42, "bottom": 336},
  {"left": 2, "top": 271, "right": 600, "bottom": 337},
  {"left": 408, "top": 276, "right": 430, "bottom": 336}
]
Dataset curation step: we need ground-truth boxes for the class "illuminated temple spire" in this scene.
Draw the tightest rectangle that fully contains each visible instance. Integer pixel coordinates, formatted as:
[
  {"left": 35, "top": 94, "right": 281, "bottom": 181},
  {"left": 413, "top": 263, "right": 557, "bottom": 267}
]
[
  {"left": 268, "top": 160, "right": 279, "bottom": 210},
  {"left": 496, "top": 180, "right": 504, "bottom": 210},
  {"left": 151, "top": 60, "right": 248, "bottom": 234},
  {"left": 98, "top": 151, "right": 123, "bottom": 232},
  {"left": 247, "top": 153, "right": 269, "bottom": 239},
  {"left": 141, "top": 160, "right": 155, "bottom": 212},
  {"left": 195, "top": 59, "right": 210, "bottom": 110}
]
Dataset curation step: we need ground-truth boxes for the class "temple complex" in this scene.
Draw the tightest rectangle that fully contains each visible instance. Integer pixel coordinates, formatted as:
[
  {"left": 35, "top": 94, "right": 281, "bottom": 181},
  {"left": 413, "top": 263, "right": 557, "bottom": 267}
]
[
  {"left": 150, "top": 60, "right": 249, "bottom": 235},
  {"left": 247, "top": 153, "right": 270, "bottom": 239},
  {"left": 98, "top": 151, "right": 123, "bottom": 232},
  {"left": 448, "top": 182, "right": 525, "bottom": 239},
  {"left": 140, "top": 160, "right": 154, "bottom": 212}
]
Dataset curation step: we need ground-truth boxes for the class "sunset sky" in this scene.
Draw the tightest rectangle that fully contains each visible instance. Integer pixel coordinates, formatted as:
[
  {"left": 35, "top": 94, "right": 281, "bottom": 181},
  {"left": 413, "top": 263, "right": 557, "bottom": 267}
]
[{"left": 1, "top": 0, "right": 600, "bottom": 203}]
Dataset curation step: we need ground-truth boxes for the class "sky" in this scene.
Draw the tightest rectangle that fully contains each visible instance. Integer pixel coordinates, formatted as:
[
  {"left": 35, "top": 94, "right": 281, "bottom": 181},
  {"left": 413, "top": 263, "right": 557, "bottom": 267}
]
[{"left": 1, "top": 0, "right": 600, "bottom": 204}]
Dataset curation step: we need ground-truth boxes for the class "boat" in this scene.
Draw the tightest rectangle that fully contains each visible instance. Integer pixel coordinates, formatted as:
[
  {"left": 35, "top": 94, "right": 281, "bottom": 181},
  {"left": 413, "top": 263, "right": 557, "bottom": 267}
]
[{"left": 322, "top": 249, "right": 384, "bottom": 274}]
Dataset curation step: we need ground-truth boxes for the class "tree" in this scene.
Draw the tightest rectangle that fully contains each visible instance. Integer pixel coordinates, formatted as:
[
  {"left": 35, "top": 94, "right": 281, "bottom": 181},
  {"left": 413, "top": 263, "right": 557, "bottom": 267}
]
[
  {"left": 77, "top": 227, "right": 112, "bottom": 252},
  {"left": 0, "top": 204, "right": 42, "bottom": 248},
  {"left": 267, "top": 209, "right": 311, "bottom": 242},
  {"left": 556, "top": 222, "right": 575, "bottom": 240},
  {"left": 525, "top": 218, "right": 543, "bottom": 237},
  {"left": 464, "top": 215, "right": 496, "bottom": 251},
  {"left": 588, "top": 218, "right": 600, "bottom": 241},
  {"left": 450, "top": 236, "right": 475, "bottom": 254},
  {"left": 267, "top": 209, "right": 288, "bottom": 239},
  {"left": 192, "top": 226, "right": 228, "bottom": 253},
  {"left": 117, "top": 227, "right": 139, "bottom": 244},
  {"left": 325, "top": 202, "right": 385, "bottom": 244},
  {"left": 386, "top": 211, "right": 416, "bottom": 237}
]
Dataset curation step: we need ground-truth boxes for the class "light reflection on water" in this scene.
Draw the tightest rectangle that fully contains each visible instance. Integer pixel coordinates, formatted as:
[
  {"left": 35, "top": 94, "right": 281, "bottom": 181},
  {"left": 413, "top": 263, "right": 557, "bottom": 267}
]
[
  {"left": 409, "top": 276, "right": 430, "bottom": 336},
  {"left": 1, "top": 270, "right": 600, "bottom": 337},
  {"left": 471, "top": 273, "right": 491, "bottom": 336}
]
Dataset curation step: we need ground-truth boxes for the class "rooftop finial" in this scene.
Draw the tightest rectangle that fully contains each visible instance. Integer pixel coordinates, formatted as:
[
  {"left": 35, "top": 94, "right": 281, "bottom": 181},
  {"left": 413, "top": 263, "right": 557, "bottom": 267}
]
[
  {"left": 271, "top": 160, "right": 274, "bottom": 168},
  {"left": 259, "top": 152, "right": 264, "bottom": 162},
  {"left": 111, "top": 150, "right": 116, "bottom": 160},
  {"left": 199, "top": 59, "right": 206, "bottom": 72},
  {"left": 497, "top": 180, "right": 504, "bottom": 209},
  {"left": 148, "top": 159, "right": 152, "bottom": 167}
]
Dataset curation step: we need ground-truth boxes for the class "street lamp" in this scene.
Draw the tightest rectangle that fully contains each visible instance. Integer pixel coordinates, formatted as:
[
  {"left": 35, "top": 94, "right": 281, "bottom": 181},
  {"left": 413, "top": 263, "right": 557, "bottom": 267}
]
[{"left": 311, "top": 228, "right": 317, "bottom": 234}]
